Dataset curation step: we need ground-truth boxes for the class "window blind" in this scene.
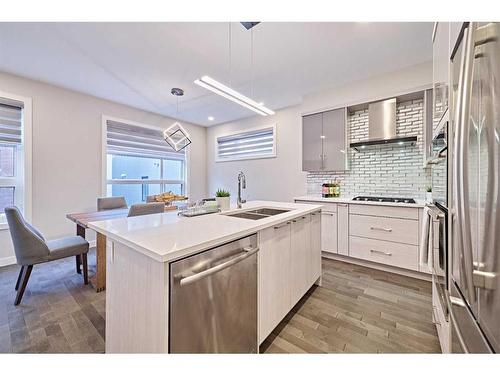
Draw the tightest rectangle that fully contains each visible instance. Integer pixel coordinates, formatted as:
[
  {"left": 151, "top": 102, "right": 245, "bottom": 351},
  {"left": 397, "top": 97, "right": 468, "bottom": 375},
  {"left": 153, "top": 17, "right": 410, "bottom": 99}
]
[
  {"left": 107, "top": 120, "right": 185, "bottom": 160},
  {"left": 216, "top": 126, "right": 275, "bottom": 161},
  {"left": 0, "top": 103, "right": 22, "bottom": 144}
]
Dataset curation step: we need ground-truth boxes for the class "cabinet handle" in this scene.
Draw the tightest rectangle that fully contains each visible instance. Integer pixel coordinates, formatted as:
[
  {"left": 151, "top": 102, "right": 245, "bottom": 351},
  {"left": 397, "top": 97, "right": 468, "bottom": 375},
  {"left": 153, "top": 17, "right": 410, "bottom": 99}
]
[
  {"left": 292, "top": 216, "right": 307, "bottom": 223},
  {"left": 338, "top": 203, "right": 348, "bottom": 207},
  {"left": 273, "top": 221, "right": 291, "bottom": 230},
  {"left": 370, "top": 226, "right": 392, "bottom": 232},
  {"left": 321, "top": 212, "right": 335, "bottom": 216},
  {"left": 370, "top": 249, "right": 392, "bottom": 256}
]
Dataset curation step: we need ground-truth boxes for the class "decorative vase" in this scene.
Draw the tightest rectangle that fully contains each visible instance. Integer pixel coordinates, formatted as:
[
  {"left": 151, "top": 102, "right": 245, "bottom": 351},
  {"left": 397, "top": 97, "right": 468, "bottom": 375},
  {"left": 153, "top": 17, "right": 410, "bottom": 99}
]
[
  {"left": 426, "top": 192, "right": 432, "bottom": 204},
  {"left": 216, "top": 196, "right": 230, "bottom": 211}
]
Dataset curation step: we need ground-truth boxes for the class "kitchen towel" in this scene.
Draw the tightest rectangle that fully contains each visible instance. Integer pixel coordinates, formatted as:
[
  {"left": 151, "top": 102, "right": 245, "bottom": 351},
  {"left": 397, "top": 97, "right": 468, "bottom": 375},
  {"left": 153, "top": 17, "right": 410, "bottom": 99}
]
[{"left": 419, "top": 206, "right": 433, "bottom": 270}]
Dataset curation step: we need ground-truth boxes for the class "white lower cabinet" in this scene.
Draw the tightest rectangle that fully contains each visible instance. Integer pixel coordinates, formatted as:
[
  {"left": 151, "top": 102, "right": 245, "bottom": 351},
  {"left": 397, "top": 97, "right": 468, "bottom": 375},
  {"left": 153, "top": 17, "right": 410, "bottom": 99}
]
[
  {"left": 309, "top": 212, "right": 322, "bottom": 285},
  {"left": 258, "top": 212, "right": 321, "bottom": 344},
  {"left": 337, "top": 203, "right": 349, "bottom": 256},
  {"left": 321, "top": 211, "right": 337, "bottom": 253},
  {"left": 258, "top": 222, "right": 292, "bottom": 343},
  {"left": 290, "top": 215, "right": 311, "bottom": 305}
]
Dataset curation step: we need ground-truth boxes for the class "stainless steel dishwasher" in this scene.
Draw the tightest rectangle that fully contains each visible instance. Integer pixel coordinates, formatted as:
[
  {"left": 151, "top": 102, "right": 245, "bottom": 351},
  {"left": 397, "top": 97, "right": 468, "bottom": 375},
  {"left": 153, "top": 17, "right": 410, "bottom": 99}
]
[{"left": 169, "top": 234, "right": 258, "bottom": 353}]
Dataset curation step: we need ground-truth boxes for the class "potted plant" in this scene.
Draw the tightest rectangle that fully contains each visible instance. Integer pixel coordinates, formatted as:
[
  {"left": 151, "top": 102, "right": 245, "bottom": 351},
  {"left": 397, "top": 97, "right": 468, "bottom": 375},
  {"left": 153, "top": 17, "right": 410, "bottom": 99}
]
[
  {"left": 215, "top": 189, "right": 231, "bottom": 211},
  {"left": 426, "top": 186, "right": 432, "bottom": 203}
]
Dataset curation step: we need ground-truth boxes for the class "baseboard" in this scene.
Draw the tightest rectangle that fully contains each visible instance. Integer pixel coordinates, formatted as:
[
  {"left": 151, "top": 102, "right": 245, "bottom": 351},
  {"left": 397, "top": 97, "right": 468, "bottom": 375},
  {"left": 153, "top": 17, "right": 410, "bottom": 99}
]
[
  {"left": 322, "top": 252, "right": 432, "bottom": 282},
  {"left": 0, "top": 256, "right": 16, "bottom": 267}
]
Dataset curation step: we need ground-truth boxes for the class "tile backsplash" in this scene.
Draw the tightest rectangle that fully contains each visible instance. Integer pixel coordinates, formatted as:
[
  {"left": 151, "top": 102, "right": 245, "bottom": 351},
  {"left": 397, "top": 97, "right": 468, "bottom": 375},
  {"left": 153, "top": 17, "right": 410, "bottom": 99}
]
[{"left": 307, "top": 99, "right": 431, "bottom": 199}]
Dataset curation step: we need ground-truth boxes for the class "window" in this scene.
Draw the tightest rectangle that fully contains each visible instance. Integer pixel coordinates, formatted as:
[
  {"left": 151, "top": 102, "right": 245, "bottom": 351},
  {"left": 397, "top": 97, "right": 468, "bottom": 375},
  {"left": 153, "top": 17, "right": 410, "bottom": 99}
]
[
  {"left": 215, "top": 124, "right": 276, "bottom": 162},
  {"left": 0, "top": 101, "right": 26, "bottom": 227},
  {"left": 105, "top": 118, "right": 186, "bottom": 206}
]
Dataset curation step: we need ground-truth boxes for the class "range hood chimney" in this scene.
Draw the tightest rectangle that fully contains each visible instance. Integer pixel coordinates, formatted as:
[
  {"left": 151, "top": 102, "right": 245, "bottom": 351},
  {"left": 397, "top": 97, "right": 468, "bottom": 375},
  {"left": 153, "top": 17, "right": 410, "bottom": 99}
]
[{"left": 350, "top": 98, "right": 417, "bottom": 150}]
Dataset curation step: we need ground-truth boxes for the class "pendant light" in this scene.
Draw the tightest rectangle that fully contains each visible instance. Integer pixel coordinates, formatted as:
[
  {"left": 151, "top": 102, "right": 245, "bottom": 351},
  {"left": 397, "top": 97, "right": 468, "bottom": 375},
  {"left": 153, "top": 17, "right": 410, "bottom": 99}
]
[
  {"left": 163, "top": 88, "right": 192, "bottom": 152},
  {"left": 194, "top": 23, "right": 274, "bottom": 116}
]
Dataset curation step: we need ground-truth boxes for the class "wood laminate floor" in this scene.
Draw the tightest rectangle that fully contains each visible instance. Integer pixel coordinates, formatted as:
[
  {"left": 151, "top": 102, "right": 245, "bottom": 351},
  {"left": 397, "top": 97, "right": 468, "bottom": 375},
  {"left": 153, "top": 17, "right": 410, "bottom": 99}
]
[
  {"left": 260, "top": 259, "right": 440, "bottom": 353},
  {"left": 0, "top": 254, "right": 439, "bottom": 353}
]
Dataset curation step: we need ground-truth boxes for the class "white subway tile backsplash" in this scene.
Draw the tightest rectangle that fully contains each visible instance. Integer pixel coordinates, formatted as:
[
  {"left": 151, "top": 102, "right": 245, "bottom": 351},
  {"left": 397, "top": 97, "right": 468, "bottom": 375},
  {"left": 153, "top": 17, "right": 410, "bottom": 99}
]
[{"left": 307, "top": 99, "right": 431, "bottom": 199}]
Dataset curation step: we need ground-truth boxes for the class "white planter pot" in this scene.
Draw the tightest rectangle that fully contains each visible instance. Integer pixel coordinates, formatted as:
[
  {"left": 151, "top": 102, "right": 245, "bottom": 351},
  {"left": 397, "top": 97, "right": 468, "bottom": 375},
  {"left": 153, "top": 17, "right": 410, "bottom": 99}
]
[
  {"left": 216, "top": 196, "right": 230, "bottom": 211},
  {"left": 426, "top": 192, "right": 432, "bottom": 204}
]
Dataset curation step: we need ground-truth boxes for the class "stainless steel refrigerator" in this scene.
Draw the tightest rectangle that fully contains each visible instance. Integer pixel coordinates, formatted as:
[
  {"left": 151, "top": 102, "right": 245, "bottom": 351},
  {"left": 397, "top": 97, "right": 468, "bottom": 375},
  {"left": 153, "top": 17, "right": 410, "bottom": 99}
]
[{"left": 449, "top": 22, "right": 499, "bottom": 353}]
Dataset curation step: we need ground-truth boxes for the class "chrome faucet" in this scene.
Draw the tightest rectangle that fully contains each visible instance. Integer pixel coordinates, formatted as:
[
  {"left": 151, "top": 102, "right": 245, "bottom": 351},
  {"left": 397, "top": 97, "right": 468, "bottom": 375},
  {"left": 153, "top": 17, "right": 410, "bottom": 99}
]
[{"left": 237, "top": 171, "right": 246, "bottom": 208}]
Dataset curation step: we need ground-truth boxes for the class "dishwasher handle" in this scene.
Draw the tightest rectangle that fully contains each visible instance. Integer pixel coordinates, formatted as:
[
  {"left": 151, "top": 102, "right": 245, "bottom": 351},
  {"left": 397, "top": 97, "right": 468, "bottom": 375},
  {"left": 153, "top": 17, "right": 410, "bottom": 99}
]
[{"left": 179, "top": 246, "right": 259, "bottom": 287}]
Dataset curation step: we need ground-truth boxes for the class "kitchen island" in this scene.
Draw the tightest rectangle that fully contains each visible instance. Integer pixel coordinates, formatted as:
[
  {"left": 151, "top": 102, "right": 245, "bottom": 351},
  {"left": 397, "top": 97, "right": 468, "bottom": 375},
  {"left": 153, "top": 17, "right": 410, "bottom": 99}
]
[{"left": 88, "top": 200, "right": 322, "bottom": 353}]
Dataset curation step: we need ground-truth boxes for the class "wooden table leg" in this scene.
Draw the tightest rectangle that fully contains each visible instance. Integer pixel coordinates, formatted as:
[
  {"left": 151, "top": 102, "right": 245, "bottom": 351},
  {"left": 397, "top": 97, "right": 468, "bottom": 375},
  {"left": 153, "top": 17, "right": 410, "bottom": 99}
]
[
  {"left": 90, "top": 232, "right": 106, "bottom": 292},
  {"left": 76, "top": 224, "right": 86, "bottom": 274}
]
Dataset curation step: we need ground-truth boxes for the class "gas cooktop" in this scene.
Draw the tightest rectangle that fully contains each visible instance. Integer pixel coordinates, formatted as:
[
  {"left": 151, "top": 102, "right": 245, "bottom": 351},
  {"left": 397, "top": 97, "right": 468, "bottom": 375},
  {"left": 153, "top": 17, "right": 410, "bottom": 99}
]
[{"left": 352, "top": 196, "right": 416, "bottom": 204}]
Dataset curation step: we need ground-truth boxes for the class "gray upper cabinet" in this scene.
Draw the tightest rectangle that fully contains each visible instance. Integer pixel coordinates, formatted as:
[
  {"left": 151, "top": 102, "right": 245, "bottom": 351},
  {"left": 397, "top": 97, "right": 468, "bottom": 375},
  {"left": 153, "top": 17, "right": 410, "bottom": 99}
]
[
  {"left": 432, "top": 22, "right": 450, "bottom": 129},
  {"left": 302, "top": 108, "right": 347, "bottom": 172},
  {"left": 302, "top": 113, "right": 323, "bottom": 171}
]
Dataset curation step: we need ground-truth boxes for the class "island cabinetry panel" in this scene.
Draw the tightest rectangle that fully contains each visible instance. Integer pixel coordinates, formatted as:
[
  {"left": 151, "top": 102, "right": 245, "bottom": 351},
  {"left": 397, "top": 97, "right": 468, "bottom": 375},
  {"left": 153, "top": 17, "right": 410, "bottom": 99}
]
[
  {"left": 290, "top": 215, "right": 312, "bottom": 304},
  {"left": 258, "top": 212, "right": 321, "bottom": 345},
  {"left": 309, "top": 212, "right": 322, "bottom": 286},
  {"left": 337, "top": 203, "right": 349, "bottom": 256},
  {"left": 106, "top": 241, "right": 169, "bottom": 353},
  {"left": 258, "top": 222, "right": 292, "bottom": 343}
]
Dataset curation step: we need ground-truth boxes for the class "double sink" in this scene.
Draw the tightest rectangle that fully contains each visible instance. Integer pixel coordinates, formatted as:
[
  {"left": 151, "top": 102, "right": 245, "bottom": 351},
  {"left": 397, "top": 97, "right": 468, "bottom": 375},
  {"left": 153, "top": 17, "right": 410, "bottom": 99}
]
[{"left": 224, "top": 208, "right": 290, "bottom": 220}]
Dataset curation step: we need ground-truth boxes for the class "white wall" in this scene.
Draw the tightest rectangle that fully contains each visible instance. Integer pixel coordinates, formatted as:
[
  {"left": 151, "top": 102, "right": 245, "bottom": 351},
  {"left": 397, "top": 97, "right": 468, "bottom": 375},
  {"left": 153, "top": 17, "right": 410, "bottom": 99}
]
[
  {"left": 0, "top": 71, "right": 206, "bottom": 265},
  {"left": 206, "top": 62, "right": 432, "bottom": 203}
]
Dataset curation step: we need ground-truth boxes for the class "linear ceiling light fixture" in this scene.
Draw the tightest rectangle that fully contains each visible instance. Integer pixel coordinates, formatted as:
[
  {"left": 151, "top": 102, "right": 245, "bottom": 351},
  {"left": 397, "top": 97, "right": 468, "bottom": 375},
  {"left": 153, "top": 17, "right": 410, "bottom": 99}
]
[{"left": 194, "top": 75, "right": 275, "bottom": 116}]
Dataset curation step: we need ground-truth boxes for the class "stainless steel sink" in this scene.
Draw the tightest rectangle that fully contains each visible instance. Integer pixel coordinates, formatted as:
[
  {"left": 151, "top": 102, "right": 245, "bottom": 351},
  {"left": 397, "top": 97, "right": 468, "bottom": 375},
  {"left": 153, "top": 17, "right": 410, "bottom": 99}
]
[
  {"left": 224, "top": 208, "right": 290, "bottom": 220},
  {"left": 248, "top": 208, "right": 290, "bottom": 216},
  {"left": 225, "top": 212, "right": 268, "bottom": 220}
]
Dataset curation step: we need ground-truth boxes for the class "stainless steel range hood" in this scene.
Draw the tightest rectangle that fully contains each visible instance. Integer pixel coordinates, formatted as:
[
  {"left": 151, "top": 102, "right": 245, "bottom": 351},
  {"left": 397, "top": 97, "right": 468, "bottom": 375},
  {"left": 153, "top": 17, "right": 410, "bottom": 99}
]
[{"left": 350, "top": 98, "right": 417, "bottom": 150}]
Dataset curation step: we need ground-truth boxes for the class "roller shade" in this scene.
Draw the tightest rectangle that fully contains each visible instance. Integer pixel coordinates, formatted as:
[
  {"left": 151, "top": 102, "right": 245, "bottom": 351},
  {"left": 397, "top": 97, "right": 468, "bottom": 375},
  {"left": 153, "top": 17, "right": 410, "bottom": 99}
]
[
  {"left": 0, "top": 103, "right": 22, "bottom": 144},
  {"left": 107, "top": 120, "right": 185, "bottom": 160},
  {"left": 216, "top": 126, "right": 275, "bottom": 161}
]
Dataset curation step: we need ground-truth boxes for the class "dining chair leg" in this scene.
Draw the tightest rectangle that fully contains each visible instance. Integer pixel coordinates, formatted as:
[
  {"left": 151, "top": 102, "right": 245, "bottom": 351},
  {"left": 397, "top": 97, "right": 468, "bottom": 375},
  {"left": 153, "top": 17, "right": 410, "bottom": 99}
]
[
  {"left": 14, "top": 265, "right": 33, "bottom": 306},
  {"left": 76, "top": 254, "right": 81, "bottom": 274},
  {"left": 82, "top": 253, "right": 89, "bottom": 285},
  {"left": 15, "top": 266, "right": 24, "bottom": 291}
]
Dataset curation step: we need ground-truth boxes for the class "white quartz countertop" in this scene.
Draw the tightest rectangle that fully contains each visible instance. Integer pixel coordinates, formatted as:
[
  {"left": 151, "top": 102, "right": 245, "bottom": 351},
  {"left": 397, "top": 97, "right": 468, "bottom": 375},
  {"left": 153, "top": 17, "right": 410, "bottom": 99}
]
[
  {"left": 87, "top": 200, "right": 322, "bottom": 263},
  {"left": 294, "top": 195, "right": 426, "bottom": 208}
]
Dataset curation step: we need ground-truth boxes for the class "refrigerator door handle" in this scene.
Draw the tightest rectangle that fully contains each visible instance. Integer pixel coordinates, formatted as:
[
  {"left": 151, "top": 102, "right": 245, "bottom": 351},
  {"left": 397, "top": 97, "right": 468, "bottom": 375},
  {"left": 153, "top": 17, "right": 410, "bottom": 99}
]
[
  {"left": 456, "top": 23, "right": 478, "bottom": 304},
  {"left": 452, "top": 24, "right": 478, "bottom": 303}
]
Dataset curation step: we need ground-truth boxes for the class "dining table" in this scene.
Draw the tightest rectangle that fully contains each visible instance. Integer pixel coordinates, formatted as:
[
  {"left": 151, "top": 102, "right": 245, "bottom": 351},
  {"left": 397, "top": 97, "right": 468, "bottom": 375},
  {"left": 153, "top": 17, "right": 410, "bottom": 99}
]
[{"left": 66, "top": 208, "right": 129, "bottom": 292}]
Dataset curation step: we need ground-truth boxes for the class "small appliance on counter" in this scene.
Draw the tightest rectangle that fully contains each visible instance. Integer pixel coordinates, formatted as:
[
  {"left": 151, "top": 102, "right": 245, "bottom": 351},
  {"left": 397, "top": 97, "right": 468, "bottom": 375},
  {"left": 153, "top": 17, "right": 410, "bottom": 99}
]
[{"left": 322, "top": 179, "right": 341, "bottom": 198}]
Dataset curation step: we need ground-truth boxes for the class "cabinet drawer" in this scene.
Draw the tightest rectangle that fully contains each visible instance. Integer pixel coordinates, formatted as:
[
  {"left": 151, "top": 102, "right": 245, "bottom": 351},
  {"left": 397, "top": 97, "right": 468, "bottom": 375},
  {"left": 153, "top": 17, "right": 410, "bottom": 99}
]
[
  {"left": 349, "top": 236, "right": 419, "bottom": 271},
  {"left": 350, "top": 214, "right": 419, "bottom": 245},
  {"left": 349, "top": 204, "right": 419, "bottom": 220}
]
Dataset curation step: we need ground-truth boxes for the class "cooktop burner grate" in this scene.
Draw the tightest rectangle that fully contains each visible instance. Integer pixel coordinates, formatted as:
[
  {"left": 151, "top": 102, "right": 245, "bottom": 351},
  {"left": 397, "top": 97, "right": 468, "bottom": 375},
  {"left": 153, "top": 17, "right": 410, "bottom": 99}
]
[{"left": 352, "top": 196, "right": 416, "bottom": 204}]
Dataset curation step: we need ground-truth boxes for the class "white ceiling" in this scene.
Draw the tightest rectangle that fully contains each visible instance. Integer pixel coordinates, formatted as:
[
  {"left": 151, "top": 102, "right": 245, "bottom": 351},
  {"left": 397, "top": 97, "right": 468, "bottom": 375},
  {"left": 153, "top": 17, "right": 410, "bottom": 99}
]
[{"left": 0, "top": 22, "right": 433, "bottom": 126}]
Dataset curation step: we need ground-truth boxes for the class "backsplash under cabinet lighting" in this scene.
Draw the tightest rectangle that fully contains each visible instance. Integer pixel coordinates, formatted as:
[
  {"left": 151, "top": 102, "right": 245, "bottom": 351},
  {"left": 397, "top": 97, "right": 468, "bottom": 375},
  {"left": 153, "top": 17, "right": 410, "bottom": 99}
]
[{"left": 307, "top": 99, "right": 432, "bottom": 199}]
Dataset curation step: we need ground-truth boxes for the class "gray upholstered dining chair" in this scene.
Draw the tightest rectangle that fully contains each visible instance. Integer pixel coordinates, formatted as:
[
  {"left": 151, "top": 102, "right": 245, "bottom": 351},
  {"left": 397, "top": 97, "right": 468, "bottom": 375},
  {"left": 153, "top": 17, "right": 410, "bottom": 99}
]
[
  {"left": 97, "top": 196, "right": 127, "bottom": 211},
  {"left": 128, "top": 202, "right": 165, "bottom": 217},
  {"left": 4, "top": 206, "right": 90, "bottom": 305}
]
